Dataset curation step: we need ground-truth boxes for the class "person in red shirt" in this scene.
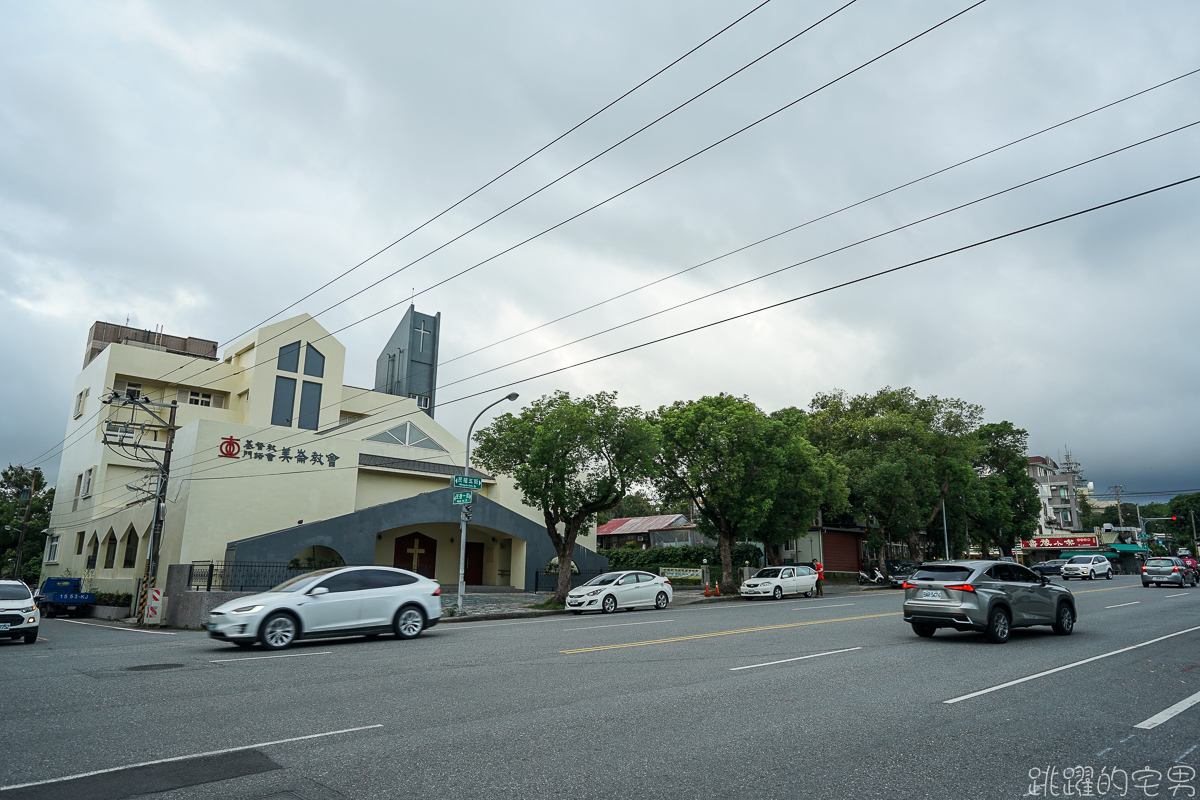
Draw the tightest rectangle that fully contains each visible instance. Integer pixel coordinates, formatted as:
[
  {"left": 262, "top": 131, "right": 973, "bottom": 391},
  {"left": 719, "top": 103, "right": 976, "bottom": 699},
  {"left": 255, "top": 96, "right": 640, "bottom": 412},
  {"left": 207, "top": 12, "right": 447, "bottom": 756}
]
[{"left": 813, "top": 560, "right": 824, "bottom": 597}]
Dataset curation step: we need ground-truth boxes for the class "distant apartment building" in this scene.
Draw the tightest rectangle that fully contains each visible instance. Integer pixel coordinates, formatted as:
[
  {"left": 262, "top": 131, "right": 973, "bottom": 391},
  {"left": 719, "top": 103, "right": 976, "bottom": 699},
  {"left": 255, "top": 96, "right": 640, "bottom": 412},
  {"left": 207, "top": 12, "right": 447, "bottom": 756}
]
[{"left": 1027, "top": 455, "right": 1084, "bottom": 534}]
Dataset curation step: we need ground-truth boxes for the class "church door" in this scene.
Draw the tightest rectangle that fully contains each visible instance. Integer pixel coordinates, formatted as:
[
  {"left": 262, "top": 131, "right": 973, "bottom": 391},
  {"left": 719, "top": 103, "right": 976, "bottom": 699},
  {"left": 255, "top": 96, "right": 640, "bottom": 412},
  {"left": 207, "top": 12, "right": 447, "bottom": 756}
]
[
  {"left": 394, "top": 532, "right": 437, "bottom": 578},
  {"left": 465, "top": 542, "right": 484, "bottom": 585}
]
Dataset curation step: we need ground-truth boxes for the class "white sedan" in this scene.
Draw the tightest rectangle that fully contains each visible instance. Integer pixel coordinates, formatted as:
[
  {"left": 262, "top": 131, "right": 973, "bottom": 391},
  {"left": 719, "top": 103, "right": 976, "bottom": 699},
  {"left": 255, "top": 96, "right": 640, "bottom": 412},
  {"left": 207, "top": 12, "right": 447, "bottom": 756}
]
[
  {"left": 207, "top": 566, "right": 441, "bottom": 650},
  {"left": 566, "top": 571, "right": 673, "bottom": 614},
  {"left": 740, "top": 566, "right": 818, "bottom": 600}
]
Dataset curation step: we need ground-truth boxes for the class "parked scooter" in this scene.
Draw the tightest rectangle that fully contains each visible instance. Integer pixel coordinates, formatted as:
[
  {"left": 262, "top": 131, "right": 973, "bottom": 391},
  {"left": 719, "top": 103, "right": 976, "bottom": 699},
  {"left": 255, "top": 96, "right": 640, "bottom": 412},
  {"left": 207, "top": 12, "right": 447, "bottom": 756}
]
[{"left": 857, "top": 566, "right": 887, "bottom": 586}]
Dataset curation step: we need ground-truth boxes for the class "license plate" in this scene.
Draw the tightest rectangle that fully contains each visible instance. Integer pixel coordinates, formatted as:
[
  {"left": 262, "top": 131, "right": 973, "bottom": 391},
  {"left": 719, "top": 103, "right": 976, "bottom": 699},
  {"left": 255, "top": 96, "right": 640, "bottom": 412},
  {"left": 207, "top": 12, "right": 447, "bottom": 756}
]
[
  {"left": 921, "top": 590, "right": 942, "bottom": 599},
  {"left": 1153, "top": 577, "right": 1164, "bottom": 582},
  {"left": 207, "top": 623, "right": 218, "bottom": 631},
  {"left": 0, "top": 623, "right": 9, "bottom": 631},
  {"left": 567, "top": 601, "right": 581, "bottom": 606}
]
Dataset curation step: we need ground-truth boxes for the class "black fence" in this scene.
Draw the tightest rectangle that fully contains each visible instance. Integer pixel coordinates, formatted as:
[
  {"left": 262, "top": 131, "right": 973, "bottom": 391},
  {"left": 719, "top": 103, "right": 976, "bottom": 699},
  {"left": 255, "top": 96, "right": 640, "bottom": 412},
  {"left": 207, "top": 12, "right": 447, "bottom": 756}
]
[
  {"left": 533, "top": 569, "right": 604, "bottom": 592},
  {"left": 187, "top": 561, "right": 319, "bottom": 592}
]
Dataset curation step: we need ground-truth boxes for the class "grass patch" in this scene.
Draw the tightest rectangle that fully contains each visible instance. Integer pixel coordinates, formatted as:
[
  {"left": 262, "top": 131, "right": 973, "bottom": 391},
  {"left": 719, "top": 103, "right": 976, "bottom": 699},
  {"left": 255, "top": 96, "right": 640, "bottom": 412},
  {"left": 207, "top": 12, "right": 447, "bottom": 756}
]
[{"left": 527, "top": 598, "right": 565, "bottom": 610}]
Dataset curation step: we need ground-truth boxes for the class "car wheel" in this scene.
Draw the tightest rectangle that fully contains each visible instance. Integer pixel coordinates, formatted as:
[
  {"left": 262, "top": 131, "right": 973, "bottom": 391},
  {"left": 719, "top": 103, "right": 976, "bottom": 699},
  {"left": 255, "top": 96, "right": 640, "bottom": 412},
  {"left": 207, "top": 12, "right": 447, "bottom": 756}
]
[
  {"left": 1106, "top": 570, "right": 1113, "bottom": 580},
  {"left": 1052, "top": 603, "right": 1074, "bottom": 636},
  {"left": 804, "top": 590, "right": 813, "bottom": 598},
  {"left": 912, "top": 623, "right": 936, "bottom": 638},
  {"left": 1142, "top": 582, "right": 1150, "bottom": 588},
  {"left": 1088, "top": 571, "right": 1095, "bottom": 581},
  {"left": 394, "top": 606, "right": 426, "bottom": 639},
  {"left": 259, "top": 613, "right": 298, "bottom": 650},
  {"left": 22, "top": 628, "right": 38, "bottom": 644},
  {"left": 601, "top": 594, "right": 617, "bottom": 614},
  {"left": 655, "top": 592, "right": 669, "bottom": 610},
  {"left": 985, "top": 607, "right": 1011, "bottom": 644},
  {"left": 773, "top": 586, "right": 783, "bottom": 600}
]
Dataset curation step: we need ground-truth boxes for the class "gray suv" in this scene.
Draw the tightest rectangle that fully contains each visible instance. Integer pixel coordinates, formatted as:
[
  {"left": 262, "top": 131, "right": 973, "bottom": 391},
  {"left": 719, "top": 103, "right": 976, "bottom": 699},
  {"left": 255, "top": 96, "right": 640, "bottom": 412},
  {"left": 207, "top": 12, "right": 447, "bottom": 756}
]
[{"left": 902, "top": 560, "right": 1076, "bottom": 643}]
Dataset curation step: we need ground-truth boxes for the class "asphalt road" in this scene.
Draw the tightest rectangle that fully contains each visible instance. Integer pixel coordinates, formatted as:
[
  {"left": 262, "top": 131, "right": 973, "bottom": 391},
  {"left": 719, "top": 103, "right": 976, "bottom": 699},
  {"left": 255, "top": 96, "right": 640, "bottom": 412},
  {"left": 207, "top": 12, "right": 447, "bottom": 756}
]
[{"left": 3, "top": 575, "right": 1198, "bottom": 800}]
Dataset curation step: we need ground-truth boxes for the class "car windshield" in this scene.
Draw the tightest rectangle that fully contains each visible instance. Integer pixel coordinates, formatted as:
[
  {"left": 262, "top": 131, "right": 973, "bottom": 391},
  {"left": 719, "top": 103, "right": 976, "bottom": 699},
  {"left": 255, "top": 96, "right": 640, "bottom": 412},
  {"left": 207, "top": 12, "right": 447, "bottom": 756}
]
[
  {"left": 270, "top": 568, "right": 341, "bottom": 593},
  {"left": 754, "top": 568, "right": 782, "bottom": 579},
  {"left": 911, "top": 565, "right": 973, "bottom": 583},
  {"left": 1146, "top": 559, "right": 1173, "bottom": 567},
  {"left": 1067, "top": 557, "right": 1093, "bottom": 564},
  {"left": 0, "top": 584, "right": 32, "bottom": 600},
  {"left": 583, "top": 572, "right": 625, "bottom": 587}
]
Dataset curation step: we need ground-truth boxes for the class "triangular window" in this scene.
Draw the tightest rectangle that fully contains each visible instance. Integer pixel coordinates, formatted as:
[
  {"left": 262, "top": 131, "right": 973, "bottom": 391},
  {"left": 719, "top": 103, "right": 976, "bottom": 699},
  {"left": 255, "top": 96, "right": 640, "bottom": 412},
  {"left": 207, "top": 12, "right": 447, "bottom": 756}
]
[{"left": 365, "top": 422, "right": 445, "bottom": 451}]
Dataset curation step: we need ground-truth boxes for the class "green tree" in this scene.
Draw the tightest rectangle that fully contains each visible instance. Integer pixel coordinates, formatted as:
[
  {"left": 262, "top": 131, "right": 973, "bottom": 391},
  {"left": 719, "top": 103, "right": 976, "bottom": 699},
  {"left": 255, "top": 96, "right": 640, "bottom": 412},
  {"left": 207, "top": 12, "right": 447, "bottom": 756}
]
[
  {"left": 650, "top": 395, "right": 836, "bottom": 593},
  {"left": 967, "top": 422, "right": 1039, "bottom": 558},
  {"left": 596, "top": 490, "right": 658, "bottom": 526},
  {"left": 1, "top": 465, "right": 54, "bottom": 584},
  {"left": 472, "top": 391, "right": 659, "bottom": 604},
  {"left": 1167, "top": 493, "right": 1200, "bottom": 554},
  {"left": 806, "top": 388, "right": 984, "bottom": 567}
]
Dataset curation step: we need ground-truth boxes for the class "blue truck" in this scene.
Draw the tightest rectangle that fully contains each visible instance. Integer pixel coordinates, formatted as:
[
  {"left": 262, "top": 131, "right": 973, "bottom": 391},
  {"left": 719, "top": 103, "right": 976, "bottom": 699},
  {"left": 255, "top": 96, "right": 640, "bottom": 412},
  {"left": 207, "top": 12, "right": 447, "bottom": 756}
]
[{"left": 35, "top": 577, "right": 95, "bottom": 618}]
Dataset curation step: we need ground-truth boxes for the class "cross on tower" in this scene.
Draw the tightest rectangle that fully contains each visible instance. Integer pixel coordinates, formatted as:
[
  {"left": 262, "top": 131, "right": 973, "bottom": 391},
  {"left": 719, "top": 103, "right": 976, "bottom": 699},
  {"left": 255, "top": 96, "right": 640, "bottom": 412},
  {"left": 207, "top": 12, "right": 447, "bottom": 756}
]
[
  {"left": 414, "top": 321, "right": 432, "bottom": 353},
  {"left": 407, "top": 539, "right": 425, "bottom": 569}
]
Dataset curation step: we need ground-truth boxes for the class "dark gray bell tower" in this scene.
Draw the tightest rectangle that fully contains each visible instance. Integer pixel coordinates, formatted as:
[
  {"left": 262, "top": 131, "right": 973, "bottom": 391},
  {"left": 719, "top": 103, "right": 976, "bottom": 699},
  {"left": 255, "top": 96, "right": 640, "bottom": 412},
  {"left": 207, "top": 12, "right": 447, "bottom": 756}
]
[{"left": 375, "top": 305, "right": 440, "bottom": 417}]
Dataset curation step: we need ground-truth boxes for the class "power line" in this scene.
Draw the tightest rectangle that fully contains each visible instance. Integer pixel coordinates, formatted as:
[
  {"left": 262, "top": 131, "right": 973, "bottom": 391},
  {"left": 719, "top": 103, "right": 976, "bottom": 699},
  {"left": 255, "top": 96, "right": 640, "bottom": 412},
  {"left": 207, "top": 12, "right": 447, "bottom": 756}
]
[{"left": 158, "top": 0, "right": 987, "bottom": 397}]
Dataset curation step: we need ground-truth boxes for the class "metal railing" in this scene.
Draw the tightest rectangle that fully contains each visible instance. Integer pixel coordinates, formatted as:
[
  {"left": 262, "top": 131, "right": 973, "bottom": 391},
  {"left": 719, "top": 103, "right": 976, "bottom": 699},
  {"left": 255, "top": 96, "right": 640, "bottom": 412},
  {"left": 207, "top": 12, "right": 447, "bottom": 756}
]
[
  {"left": 186, "top": 561, "right": 319, "bottom": 592},
  {"left": 532, "top": 569, "right": 603, "bottom": 592}
]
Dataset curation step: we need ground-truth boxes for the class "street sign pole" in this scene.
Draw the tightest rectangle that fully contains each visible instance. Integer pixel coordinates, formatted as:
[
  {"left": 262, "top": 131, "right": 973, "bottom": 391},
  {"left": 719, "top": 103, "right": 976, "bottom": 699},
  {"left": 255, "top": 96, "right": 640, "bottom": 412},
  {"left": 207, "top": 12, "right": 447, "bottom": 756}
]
[{"left": 457, "top": 392, "right": 519, "bottom": 615}]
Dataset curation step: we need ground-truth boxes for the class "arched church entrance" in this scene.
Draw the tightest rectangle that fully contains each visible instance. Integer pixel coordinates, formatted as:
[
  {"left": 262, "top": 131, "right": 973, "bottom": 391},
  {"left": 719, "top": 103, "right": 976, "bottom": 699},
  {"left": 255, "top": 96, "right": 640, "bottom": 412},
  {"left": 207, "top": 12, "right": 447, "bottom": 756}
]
[{"left": 394, "top": 532, "right": 437, "bottom": 578}]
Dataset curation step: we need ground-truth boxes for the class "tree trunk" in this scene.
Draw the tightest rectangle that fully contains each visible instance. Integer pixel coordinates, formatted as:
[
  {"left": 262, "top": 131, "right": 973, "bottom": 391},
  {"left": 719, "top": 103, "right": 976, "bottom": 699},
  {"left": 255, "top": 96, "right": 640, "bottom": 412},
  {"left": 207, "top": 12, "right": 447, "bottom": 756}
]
[
  {"left": 907, "top": 528, "right": 925, "bottom": 563},
  {"left": 552, "top": 521, "right": 583, "bottom": 605},
  {"left": 717, "top": 531, "right": 735, "bottom": 594}
]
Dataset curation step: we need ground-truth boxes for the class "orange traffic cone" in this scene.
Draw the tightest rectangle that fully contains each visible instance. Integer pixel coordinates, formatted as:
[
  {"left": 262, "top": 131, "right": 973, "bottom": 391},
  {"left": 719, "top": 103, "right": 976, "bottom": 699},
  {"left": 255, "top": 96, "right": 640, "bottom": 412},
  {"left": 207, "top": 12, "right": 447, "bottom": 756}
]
[
  {"left": 714, "top": 582, "right": 721, "bottom": 597},
  {"left": 704, "top": 582, "right": 711, "bottom": 597}
]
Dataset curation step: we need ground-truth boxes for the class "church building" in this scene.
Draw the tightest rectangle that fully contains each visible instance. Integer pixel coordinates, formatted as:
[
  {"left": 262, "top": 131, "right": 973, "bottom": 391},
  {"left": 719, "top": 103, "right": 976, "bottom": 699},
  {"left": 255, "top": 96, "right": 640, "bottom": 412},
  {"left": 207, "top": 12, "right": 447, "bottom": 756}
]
[{"left": 42, "top": 310, "right": 606, "bottom": 598}]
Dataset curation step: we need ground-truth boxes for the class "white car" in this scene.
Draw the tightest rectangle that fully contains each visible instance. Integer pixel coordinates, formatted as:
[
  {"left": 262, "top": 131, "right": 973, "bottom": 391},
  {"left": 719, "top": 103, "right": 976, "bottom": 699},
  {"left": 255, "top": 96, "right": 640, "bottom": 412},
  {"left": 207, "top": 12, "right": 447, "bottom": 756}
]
[
  {"left": 1059, "top": 555, "right": 1113, "bottom": 581},
  {"left": 740, "top": 566, "right": 818, "bottom": 600},
  {"left": 0, "top": 580, "right": 40, "bottom": 645},
  {"left": 207, "top": 566, "right": 441, "bottom": 650},
  {"left": 566, "top": 571, "right": 673, "bottom": 614}
]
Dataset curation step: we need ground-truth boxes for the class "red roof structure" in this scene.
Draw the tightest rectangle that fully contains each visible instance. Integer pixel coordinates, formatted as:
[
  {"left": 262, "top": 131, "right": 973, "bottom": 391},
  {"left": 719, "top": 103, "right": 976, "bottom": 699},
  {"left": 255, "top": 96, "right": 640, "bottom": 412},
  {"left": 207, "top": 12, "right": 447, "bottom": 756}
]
[{"left": 597, "top": 515, "right": 694, "bottom": 537}]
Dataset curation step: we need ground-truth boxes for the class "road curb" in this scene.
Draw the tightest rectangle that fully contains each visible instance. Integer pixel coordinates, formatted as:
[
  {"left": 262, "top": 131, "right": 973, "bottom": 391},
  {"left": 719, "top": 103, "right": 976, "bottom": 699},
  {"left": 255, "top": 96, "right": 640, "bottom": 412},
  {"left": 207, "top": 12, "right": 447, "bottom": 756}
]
[{"left": 439, "top": 609, "right": 566, "bottom": 623}]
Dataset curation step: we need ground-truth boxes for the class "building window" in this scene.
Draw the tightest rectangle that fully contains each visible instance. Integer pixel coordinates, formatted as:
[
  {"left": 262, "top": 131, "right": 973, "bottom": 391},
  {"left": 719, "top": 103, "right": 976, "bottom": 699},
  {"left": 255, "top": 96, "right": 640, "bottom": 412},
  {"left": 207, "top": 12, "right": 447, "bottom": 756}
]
[
  {"left": 72, "top": 475, "right": 83, "bottom": 512},
  {"left": 124, "top": 382, "right": 143, "bottom": 400},
  {"left": 272, "top": 376, "right": 297, "bottom": 427},
  {"left": 365, "top": 421, "right": 445, "bottom": 451},
  {"left": 75, "top": 532, "right": 85, "bottom": 556},
  {"left": 122, "top": 532, "right": 139, "bottom": 569},
  {"left": 297, "top": 381, "right": 322, "bottom": 430},
  {"left": 278, "top": 341, "right": 301, "bottom": 373},
  {"left": 103, "top": 535, "right": 117, "bottom": 570},
  {"left": 46, "top": 535, "right": 60, "bottom": 563},
  {"left": 1062, "top": 510, "right": 1072, "bottom": 523},
  {"left": 410, "top": 393, "right": 430, "bottom": 410},
  {"left": 73, "top": 388, "right": 88, "bottom": 418},
  {"left": 303, "top": 344, "right": 325, "bottom": 378},
  {"left": 81, "top": 468, "right": 94, "bottom": 498},
  {"left": 189, "top": 391, "right": 212, "bottom": 407}
]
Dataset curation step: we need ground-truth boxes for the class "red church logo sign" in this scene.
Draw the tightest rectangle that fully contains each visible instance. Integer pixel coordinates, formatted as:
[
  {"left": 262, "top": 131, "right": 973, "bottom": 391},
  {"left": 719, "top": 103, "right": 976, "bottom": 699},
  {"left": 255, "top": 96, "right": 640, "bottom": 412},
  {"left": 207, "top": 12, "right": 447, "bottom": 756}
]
[{"left": 218, "top": 436, "right": 242, "bottom": 458}]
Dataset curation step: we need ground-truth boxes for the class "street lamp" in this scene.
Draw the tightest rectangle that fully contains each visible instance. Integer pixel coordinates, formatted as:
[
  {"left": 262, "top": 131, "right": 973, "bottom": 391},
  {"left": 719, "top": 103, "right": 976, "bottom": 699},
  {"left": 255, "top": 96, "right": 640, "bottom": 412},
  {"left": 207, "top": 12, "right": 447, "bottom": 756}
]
[{"left": 457, "top": 392, "right": 518, "bottom": 614}]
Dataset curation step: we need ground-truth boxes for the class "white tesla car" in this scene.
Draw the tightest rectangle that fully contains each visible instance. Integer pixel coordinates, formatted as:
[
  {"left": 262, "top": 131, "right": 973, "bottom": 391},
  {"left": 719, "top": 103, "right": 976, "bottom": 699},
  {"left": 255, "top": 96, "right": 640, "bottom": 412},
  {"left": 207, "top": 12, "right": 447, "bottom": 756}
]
[
  {"left": 566, "top": 571, "right": 673, "bottom": 614},
  {"left": 207, "top": 566, "right": 441, "bottom": 650},
  {"left": 740, "top": 566, "right": 818, "bottom": 600}
]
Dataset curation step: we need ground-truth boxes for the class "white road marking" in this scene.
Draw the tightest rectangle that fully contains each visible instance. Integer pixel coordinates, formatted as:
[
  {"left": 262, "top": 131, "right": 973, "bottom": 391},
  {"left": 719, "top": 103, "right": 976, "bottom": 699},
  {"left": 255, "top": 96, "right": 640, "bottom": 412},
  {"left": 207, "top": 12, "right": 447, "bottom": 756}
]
[
  {"left": 943, "top": 624, "right": 1200, "bottom": 704},
  {"left": 1165, "top": 593, "right": 1191, "bottom": 598},
  {"left": 729, "top": 646, "right": 863, "bottom": 671},
  {"left": 1134, "top": 688, "right": 1200, "bottom": 730},
  {"left": 565, "top": 619, "right": 673, "bottom": 631},
  {"left": 52, "top": 619, "right": 175, "bottom": 635},
  {"left": 210, "top": 651, "right": 333, "bottom": 663},
  {"left": 1177, "top": 744, "right": 1198, "bottom": 763},
  {"left": 1105, "top": 602, "right": 1140, "bottom": 609},
  {"left": 0, "top": 724, "right": 383, "bottom": 791}
]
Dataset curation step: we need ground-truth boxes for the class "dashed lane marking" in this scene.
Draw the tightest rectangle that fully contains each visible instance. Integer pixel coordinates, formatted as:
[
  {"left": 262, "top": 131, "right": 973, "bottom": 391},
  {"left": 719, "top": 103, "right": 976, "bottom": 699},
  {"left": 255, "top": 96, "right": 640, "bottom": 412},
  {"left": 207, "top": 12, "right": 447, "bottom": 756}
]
[
  {"left": 210, "top": 651, "right": 333, "bottom": 663},
  {"left": 1135, "top": 688, "right": 1200, "bottom": 730},
  {"left": 559, "top": 612, "right": 902, "bottom": 654},
  {"left": 51, "top": 619, "right": 175, "bottom": 635},
  {"left": 1105, "top": 602, "right": 1140, "bottom": 609},
  {"left": 729, "top": 646, "right": 862, "bottom": 671}
]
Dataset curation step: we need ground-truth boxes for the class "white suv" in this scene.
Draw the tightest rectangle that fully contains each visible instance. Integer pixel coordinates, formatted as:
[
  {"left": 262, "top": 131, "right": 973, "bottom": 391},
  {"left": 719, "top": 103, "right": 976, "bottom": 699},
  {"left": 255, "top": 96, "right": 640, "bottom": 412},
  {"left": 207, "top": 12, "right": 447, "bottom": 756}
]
[
  {"left": 1060, "top": 555, "right": 1113, "bottom": 581},
  {"left": 0, "top": 580, "right": 40, "bottom": 644}
]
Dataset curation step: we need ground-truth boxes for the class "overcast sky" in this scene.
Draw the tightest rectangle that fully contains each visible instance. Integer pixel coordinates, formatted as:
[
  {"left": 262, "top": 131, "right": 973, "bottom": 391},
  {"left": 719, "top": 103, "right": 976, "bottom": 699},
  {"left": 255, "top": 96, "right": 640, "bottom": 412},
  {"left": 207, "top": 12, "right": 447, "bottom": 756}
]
[{"left": 2, "top": 0, "right": 1198, "bottom": 503}]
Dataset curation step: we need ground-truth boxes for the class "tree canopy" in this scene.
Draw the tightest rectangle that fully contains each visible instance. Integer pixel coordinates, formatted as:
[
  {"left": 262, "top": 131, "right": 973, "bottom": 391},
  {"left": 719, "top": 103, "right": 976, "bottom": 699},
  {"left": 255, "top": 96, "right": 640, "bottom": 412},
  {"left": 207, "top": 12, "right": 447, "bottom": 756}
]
[{"left": 1, "top": 465, "right": 54, "bottom": 583}]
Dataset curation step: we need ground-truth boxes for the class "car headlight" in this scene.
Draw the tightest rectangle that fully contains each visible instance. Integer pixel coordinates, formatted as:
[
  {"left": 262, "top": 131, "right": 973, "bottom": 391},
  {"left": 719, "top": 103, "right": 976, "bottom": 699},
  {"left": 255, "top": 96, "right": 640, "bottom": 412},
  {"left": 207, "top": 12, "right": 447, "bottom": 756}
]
[
  {"left": 20, "top": 606, "right": 35, "bottom": 614},
  {"left": 230, "top": 605, "right": 265, "bottom": 614},
  {"left": 586, "top": 589, "right": 604, "bottom": 596}
]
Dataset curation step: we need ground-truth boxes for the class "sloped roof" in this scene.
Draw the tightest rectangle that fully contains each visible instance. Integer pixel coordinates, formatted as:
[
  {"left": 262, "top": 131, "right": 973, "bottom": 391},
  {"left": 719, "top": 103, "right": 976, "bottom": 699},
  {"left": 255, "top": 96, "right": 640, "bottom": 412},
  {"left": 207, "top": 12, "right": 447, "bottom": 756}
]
[{"left": 596, "top": 515, "right": 695, "bottom": 536}]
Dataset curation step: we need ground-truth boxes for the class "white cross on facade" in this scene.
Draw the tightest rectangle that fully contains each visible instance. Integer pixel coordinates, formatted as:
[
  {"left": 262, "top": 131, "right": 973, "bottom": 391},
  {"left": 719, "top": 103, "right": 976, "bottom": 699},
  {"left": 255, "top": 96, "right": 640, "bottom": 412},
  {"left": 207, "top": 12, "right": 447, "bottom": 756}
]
[{"left": 414, "top": 320, "right": 432, "bottom": 352}]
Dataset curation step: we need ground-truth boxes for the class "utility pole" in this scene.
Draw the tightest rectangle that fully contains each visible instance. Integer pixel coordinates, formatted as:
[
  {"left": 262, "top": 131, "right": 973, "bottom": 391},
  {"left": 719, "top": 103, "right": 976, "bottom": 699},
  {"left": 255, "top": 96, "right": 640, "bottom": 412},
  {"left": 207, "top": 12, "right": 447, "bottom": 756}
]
[
  {"left": 1191, "top": 510, "right": 1197, "bottom": 556},
  {"left": 941, "top": 501, "right": 950, "bottom": 561},
  {"left": 100, "top": 389, "right": 178, "bottom": 624},
  {"left": 1110, "top": 485, "right": 1125, "bottom": 528},
  {"left": 11, "top": 468, "right": 40, "bottom": 582}
]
